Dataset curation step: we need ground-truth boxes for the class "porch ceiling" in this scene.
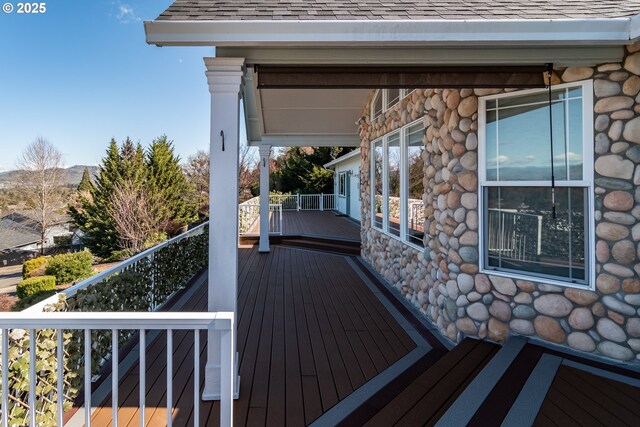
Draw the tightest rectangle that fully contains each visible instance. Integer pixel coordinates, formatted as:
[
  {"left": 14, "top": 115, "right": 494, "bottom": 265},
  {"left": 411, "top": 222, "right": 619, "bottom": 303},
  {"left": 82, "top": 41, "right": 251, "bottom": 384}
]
[{"left": 244, "top": 67, "right": 366, "bottom": 147}]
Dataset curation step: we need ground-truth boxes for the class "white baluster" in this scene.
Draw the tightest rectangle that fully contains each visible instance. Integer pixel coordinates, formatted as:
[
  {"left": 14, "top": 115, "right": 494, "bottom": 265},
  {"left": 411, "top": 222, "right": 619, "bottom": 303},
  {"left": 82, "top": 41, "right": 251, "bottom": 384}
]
[
  {"left": 84, "top": 329, "right": 91, "bottom": 427},
  {"left": 139, "top": 330, "right": 146, "bottom": 426},
  {"left": 112, "top": 329, "right": 118, "bottom": 427}
]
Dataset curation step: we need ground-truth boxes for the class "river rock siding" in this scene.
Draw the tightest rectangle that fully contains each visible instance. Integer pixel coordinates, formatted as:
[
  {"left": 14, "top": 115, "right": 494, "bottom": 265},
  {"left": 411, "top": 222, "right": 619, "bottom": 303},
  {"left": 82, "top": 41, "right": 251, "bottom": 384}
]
[{"left": 359, "top": 42, "right": 640, "bottom": 363}]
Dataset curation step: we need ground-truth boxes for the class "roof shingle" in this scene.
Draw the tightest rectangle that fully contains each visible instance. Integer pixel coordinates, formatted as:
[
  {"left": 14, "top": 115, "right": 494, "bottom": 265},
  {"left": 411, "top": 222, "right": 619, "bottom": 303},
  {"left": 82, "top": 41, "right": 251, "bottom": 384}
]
[{"left": 156, "top": 0, "right": 640, "bottom": 21}]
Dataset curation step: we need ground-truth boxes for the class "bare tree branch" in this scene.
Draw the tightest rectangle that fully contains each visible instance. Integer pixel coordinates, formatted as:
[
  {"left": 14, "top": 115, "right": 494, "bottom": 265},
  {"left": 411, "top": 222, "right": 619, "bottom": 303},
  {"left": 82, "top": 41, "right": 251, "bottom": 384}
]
[
  {"left": 107, "top": 180, "right": 159, "bottom": 255},
  {"left": 16, "top": 137, "right": 65, "bottom": 254}
]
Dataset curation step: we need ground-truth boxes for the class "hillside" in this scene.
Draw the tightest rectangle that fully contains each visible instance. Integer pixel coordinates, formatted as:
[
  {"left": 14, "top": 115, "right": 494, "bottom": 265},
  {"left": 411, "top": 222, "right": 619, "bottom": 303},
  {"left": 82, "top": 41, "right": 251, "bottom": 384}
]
[{"left": 0, "top": 165, "right": 98, "bottom": 189}]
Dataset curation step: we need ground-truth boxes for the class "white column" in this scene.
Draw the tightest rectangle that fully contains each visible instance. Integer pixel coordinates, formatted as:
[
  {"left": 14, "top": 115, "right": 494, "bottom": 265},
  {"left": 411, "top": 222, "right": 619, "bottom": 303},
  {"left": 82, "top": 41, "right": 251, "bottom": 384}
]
[
  {"left": 258, "top": 144, "right": 271, "bottom": 253},
  {"left": 203, "top": 57, "right": 244, "bottom": 402}
]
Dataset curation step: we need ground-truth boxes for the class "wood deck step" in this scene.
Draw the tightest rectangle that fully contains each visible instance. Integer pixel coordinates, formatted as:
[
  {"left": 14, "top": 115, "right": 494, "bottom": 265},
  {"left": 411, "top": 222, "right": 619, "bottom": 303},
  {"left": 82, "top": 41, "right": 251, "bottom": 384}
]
[{"left": 363, "top": 338, "right": 500, "bottom": 426}]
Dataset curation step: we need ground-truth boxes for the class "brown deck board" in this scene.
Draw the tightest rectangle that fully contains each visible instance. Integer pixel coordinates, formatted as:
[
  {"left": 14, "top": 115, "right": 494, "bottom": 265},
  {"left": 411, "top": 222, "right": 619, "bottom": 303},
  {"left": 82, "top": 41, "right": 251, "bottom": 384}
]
[
  {"left": 398, "top": 341, "right": 498, "bottom": 427},
  {"left": 364, "top": 339, "right": 498, "bottom": 427},
  {"left": 534, "top": 365, "right": 640, "bottom": 427},
  {"left": 247, "top": 210, "right": 361, "bottom": 241},
  {"left": 90, "top": 244, "right": 416, "bottom": 427}
]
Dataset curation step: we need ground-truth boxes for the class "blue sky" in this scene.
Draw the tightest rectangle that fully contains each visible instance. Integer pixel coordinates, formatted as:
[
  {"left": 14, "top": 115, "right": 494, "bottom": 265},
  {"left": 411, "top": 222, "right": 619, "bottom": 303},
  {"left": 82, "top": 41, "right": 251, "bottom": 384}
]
[{"left": 0, "top": 1, "right": 215, "bottom": 172}]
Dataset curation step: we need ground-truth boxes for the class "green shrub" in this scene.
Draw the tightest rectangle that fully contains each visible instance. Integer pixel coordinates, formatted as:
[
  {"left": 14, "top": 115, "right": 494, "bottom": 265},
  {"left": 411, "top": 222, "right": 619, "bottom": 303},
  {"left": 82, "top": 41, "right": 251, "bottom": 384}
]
[
  {"left": 45, "top": 251, "right": 93, "bottom": 284},
  {"left": 12, "top": 290, "right": 57, "bottom": 310},
  {"left": 16, "top": 275, "right": 56, "bottom": 299},
  {"left": 22, "top": 256, "right": 50, "bottom": 279}
]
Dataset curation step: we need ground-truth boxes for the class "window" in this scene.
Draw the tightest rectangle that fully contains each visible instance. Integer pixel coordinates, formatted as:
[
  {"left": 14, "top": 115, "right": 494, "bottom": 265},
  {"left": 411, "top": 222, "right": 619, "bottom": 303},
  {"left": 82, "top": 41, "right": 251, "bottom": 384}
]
[
  {"left": 371, "top": 90, "right": 383, "bottom": 119},
  {"left": 386, "top": 88, "right": 400, "bottom": 110},
  {"left": 370, "top": 119, "right": 425, "bottom": 249},
  {"left": 338, "top": 172, "right": 347, "bottom": 197},
  {"left": 479, "top": 81, "right": 593, "bottom": 287},
  {"left": 387, "top": 132, "right": 401, "bottom": 236},
  {"left": 372, "top": 89, "right": 414, "bottom": 120},
  {"left": 406, "top": 123, "right": 425, "bottom": 246},
  {"left": 373, "top": 140, "right": 383, "bottom": 229}
]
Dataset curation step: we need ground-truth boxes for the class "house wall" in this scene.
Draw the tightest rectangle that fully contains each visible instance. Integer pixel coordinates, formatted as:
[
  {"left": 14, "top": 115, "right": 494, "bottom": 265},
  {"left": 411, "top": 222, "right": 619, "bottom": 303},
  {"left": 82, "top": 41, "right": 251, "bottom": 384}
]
[
  {"left": 359, "top": 42, "right": 640, "bottom": 363},
  {"left": 333, "top": 156, "right": 362, "bottom": 222}
]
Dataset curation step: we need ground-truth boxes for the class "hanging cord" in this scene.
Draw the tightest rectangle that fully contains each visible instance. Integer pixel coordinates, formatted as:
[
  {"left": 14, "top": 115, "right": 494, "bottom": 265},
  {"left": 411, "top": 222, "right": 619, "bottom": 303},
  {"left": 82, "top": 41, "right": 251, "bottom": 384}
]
[{"left": 547, "top": 63, "right": 557, "bottom": 219}]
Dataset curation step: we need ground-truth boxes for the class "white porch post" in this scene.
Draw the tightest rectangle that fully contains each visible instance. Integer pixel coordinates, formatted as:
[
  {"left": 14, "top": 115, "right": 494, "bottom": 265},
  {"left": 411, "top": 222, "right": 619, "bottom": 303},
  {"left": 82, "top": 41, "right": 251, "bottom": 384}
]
[
  {"left": 203, "top": 57, "right": 244, "bottom": 402},
  {"left": 258, "top": 144, "right": 271, "bottom": 253}
]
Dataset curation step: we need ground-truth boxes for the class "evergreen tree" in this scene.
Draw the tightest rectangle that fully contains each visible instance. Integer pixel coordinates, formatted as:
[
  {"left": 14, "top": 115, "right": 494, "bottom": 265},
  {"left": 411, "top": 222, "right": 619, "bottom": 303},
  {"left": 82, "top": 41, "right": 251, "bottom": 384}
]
[
  {"left": 70, "top": 137, "right": 198, "bottom": 258},
  {"left": 146, "top": 135, "right": 197, "bottom": 234},
  {"left": 77, "top": 167, "right": 94, "bottom": 192},
  {"left": 272, "top": 147, "right": 344, "bottom": 194}
]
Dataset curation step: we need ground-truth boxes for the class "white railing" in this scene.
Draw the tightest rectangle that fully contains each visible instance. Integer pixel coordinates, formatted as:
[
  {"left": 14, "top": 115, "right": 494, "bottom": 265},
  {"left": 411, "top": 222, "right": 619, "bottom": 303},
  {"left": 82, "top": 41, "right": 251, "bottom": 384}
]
[
  {"left": 238, "top": 203, "right": 283, "bottom": 235},
  {"left": 268, "top": 194, "right": 298, "bottom": 210},
  {"left": 238, "top": 202, "right": 260, "bottom": 235},
  {"left": 269, "top": 194, "right": 336, "bottom": 211},
  {"left": 269, "top": 204, "right": 283, "bottom": 235},
  {"left": 408, "top": 200, "right": 425, "bottom": 233},
  {"left": 487, "top": 209, "right": 543, "bottom": 261},
  {"left": 23, "top": 222, "right": 209, "bottom": 314},
  {"left": 0, "top": 312, "right": 235, "bottom": 427}
]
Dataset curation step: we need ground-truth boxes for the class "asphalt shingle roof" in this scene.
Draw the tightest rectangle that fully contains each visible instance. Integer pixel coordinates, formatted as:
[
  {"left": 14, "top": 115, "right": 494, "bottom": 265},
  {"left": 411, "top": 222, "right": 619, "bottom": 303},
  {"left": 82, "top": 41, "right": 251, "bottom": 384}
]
[{"left": 156, "top": 0, "right": 640, "bottom": 21}]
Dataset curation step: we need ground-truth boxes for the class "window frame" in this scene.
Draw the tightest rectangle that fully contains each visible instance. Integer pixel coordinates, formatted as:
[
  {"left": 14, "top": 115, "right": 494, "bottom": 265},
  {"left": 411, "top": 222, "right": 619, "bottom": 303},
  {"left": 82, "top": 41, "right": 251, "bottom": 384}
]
[
  {"left": 338, "top": 172, "right": 347, "bottom": 198},
  {"left": 477, "top": 80, "right": 595, "bottom": 290},
  {"left": 371, "top": 89, "right": 414, "bottom": 121},
  {"left": 370, "top": 117, "right": 426, "bottom": 252}
]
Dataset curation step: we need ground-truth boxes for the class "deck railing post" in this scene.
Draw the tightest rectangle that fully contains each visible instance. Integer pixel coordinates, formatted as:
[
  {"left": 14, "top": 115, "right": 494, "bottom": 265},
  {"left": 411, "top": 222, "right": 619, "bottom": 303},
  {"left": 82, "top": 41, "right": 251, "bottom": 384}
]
[
  {"left": 258, "top": 144, "right": 271, "bottom": 253},
  {"left": 297, "top": 193, "right": 301, "bottom": 211},
  {"left": 320, "top": 193, "right": 324, "bottom": 211}
]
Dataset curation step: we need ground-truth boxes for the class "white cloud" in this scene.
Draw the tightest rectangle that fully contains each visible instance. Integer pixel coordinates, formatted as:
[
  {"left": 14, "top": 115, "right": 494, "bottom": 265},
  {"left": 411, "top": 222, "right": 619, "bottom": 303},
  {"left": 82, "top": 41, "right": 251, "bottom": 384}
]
[
  {"left": 116, "top": 3, "right": 140, "bottom": 23},
  {"left": 488, "top": 155, "right": 509, "bottom": 164},
  {"left": 554, "top": 151, "right": 582, "bottom": 162}
]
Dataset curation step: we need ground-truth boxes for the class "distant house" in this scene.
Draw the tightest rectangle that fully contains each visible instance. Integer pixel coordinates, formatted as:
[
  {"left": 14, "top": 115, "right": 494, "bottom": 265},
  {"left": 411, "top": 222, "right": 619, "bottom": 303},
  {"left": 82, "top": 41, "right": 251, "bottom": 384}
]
[
  {"left": 0, "top": 212, "right": 79, "bottom": 264},
  {"left": 324, "top": 149, "right": 362, "bottom": 222}
]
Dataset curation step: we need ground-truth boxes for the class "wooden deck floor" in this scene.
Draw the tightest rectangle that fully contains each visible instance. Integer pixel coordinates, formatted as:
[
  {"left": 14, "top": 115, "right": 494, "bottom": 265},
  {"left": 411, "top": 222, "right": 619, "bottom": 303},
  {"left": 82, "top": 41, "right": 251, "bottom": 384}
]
[
  {"left": 88, "top": 244, "right": 416, "bottom": 426},
  {"left": 534, "top": 365, "right": 640, "bottom": 426},
  {"left": 84, "top": 242, "right": 640, "bottom": 426},
  {"left": 246, "top": 211, "right": 361, "bottom": 241}
]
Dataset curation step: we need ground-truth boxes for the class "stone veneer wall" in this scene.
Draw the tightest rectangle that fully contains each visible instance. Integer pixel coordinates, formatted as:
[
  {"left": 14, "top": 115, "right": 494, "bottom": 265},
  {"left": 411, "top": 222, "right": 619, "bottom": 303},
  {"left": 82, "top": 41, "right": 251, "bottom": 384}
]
[{"left": 359, "top": 42, "right": 640, "bottom": 363}]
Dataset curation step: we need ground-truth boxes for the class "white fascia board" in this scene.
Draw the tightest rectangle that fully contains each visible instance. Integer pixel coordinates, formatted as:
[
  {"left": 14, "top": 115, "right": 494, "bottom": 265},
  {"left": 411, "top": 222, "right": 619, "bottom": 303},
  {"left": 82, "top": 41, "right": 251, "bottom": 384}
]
[
  {"left": 324, "top": 149, "right": 362, "bottom": 168},
  {"left": 249, "top": 135, "right": 360, "bottom": 147},
  {"left": 630, "top": 13, "right": 640, "bottom": 41},
  {"left": 145, "top": 18, "right": 633, "bottom": 47}
]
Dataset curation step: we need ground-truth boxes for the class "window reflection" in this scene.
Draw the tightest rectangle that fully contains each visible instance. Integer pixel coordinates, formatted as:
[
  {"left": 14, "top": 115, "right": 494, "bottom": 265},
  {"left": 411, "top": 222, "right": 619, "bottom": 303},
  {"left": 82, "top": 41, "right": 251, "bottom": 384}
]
[
  {"left": 406, "top": 123, "right": 425, "bottom": 246},
  {"left": 485, "top": 186, "right": 586, "bottom": 283},
  {"left": 485, "top": 89, "right": 583, "bottom": 181},
  {"left": 373, "top": 140, "right": 383, "bottom": 229},
  {"left": 387, "top": 133, "right": 401, "bottom": 236}
]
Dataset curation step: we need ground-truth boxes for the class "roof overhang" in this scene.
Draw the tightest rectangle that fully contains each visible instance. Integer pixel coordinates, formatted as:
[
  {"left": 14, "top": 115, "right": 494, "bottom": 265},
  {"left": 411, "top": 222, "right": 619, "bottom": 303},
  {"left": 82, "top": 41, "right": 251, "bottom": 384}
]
[
  {"left": 145, "top": 17, "right": 640, "bottom": 47},
  {"left": 324, "top": 149, "right": 362, "bottom": 168}
]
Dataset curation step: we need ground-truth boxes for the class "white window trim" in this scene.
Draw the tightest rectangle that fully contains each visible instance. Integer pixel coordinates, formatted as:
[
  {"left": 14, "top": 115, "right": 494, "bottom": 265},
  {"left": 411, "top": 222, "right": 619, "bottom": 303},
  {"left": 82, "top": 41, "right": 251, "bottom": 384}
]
[
  {"left": 371, "top": 89, "right": 414, "bottom": 121},
  {"left": 477, "top": 80, "right": 595, "bottom": 290},
  {"left": 371, "top": 137, "right": 384, "bottom": 233},
  {"left": 370, "top": 117, "right": 426, "bottom": 252}
]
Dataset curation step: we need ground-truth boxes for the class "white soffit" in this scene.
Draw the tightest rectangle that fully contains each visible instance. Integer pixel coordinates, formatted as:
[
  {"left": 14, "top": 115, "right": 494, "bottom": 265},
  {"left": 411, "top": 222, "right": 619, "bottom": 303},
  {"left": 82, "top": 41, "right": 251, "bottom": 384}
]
[{"left": 259, "top": 88, "right": 368, "bottom": 135}]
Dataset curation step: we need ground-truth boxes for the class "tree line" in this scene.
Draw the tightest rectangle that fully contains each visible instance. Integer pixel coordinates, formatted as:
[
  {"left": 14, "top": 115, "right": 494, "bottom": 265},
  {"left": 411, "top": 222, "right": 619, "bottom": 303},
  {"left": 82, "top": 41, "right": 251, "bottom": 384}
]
[{"left": 13, "top": 136, "right": 351, "bottom": 260}]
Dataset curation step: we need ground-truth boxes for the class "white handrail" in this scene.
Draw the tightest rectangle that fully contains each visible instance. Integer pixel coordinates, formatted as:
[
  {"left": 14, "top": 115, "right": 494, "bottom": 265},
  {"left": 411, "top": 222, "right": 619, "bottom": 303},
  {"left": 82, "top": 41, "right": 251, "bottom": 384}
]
[
  {"left": 23, "top": 222, "right": 209, "bottom": 313},
  {"left": 0, "top": 311, "right": 234, "bottom": 427}
]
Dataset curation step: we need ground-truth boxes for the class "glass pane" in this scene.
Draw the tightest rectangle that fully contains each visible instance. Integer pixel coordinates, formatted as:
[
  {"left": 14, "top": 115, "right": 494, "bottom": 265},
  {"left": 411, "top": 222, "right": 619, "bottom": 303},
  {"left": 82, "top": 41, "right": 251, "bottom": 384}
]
[
  {"left": 406, "top": 124, "right": 425, "bottom": 246},
  {"left": 387, "top": 133, "right": 401, "bottom": 236},
  {"left": 387, "top": 88, "right": 400, "bottom": 109},
  {"left": 568, "top": 98, "right": 583, "bottom": 180},
  {"left": 484, "top": 186, "right": 587, "bottom": 284},
  {"left": 486, "top": 89, "right": 582, "bottom": 181},
  {"left": 486, "top": 110, "right": 498, "bottom": 181},
  {"left": 373, "top": 141, "right": 383, "bottom": 229},
  {"left": 373, "top": 91, "right": 383, "bottom": 118}
]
